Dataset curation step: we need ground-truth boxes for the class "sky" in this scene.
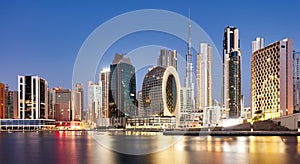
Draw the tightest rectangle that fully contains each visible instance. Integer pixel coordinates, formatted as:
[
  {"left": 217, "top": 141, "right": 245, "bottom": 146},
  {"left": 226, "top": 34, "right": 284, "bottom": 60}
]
[{"left": 0, "top": 0, "right": 300, "bottom": 107}]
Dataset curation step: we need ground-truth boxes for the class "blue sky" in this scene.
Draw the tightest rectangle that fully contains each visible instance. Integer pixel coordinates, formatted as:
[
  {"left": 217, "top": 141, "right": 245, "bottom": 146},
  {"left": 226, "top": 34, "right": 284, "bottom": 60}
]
[{"left": 0, "top": 0, "right": 300, "bottom": 107}]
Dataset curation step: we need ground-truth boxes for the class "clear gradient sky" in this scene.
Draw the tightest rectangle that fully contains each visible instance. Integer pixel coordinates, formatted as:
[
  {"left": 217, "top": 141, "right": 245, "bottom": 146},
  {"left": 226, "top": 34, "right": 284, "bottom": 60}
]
[{"left": 1, "top": 0, "right": 300, "bottom": 107}]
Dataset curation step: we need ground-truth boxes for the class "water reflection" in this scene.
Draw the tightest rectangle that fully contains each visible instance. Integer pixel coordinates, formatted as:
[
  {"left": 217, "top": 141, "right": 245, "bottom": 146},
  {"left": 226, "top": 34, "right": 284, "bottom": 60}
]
[{"left": 0, "top": 132, "right": 299, "bottom": 163}]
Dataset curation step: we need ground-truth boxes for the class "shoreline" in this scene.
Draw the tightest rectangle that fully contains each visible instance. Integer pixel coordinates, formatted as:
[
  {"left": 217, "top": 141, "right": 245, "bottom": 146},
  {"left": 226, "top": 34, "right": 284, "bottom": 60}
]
[{"left": 1, "top": 129, "right": 300, "bottom": 136}]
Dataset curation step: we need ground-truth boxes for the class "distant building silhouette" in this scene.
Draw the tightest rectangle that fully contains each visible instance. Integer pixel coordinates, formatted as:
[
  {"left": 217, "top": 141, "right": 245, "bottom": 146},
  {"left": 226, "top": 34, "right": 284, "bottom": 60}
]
[{"left": 157, "top": 49, "right": 177, "bottom": 70}]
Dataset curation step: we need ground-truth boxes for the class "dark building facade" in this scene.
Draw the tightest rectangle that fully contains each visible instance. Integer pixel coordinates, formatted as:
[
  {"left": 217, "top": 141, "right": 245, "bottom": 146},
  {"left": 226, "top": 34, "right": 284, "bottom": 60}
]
[
  {"left": 109, "top": 54, "right": 136, "bottom": 118},
  {"left": 228, "top": 51, "right": 241, "bottom": 118},
  {"left": 222, "top": 26, "right": 242, "bottom": 118}
]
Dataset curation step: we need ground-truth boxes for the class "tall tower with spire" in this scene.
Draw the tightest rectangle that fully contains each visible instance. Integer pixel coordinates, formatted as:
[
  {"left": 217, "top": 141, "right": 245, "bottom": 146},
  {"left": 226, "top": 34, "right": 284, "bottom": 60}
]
[
  {"left": 185, "top": 10, "right": 193, "bottom": 88},
  {"left": 184, "top": 10, "right": 195, "bottom": 111}
]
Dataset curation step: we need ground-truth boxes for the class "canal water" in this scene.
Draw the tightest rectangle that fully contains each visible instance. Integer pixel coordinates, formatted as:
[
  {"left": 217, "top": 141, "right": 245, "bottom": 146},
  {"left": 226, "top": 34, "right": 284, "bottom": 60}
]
[{"left": 0, "top": 131, "right": 299, "bottom": 164}]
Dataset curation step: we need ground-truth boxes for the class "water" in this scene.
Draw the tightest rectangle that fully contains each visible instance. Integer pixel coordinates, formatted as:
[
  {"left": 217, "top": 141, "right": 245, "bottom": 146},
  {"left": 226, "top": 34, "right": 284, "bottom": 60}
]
[{"left": 0, "top": 131, "right": 299, "bottom": 164}]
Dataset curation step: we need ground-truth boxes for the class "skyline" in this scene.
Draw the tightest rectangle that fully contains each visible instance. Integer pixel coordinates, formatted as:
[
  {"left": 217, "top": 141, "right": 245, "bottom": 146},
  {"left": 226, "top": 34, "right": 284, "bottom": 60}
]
[{"left": 1, "top": 1, "right": 300, "bottom": 107}]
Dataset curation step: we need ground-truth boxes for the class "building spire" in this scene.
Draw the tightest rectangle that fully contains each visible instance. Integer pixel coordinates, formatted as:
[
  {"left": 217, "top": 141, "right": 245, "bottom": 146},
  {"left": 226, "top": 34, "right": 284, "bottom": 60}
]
[{"left": 188, "top": 8, "right": 192, "bottom": 55}]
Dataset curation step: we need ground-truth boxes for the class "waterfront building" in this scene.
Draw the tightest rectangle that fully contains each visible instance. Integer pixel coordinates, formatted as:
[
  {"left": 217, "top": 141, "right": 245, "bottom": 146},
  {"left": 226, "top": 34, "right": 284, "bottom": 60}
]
[
  {"left": 72, "top": 90, "right": 81, "bottom": 121},
  {"left": 241, "top": 106, "right": 251, "bottom": 119},
  {"left": 52, "top": 87, "right": 81, "bottom": 121},
  {"left": 74, "top": 83, "right": 84, "bottom": 120},
  {"left": 203, "top": 105, "right": 221, "bottom": 127},
  {"left": 0, "top": 83, "right": 5, "bottom": 118},
  {"left": 126, "top": 116, "right": 177, "bottom": 129},
  {"left": 142, "top": 66, "right": 180, "bottom": 117},
  {"left": 252, "top": 37, "right": 265, "bottom": 52},
  {"left": 222, "top": 26, "right": 242, "bottom": 118},
  {"left": 6, "top": 91, "right": 18, "bottom": 119},
  {"left": 294, "top": 51, "right": 300, "bottom": 113},
  {"left": 52, "top": 87, "right": 72, "bottom": 121},
  {"left": 196, "top": 43, "right": 212, "bottom": 111},
  {"left": 18, "top": 75, "right": 49, "bottom": 119},
  {"left": 251, "top": 38, "right": 294, "bottom": 119},
  {"left": 99, "top": 68, "right": 110, "bottom": 118},
  {"left": 157, "top": 49, "right": 177, "bottom": 70},
  {"left": 109, "top": 54, "right": 136, "bottom": 118},
  {"left": 0, "top": 119, "right": 55, "bottom": 130},
  {"left": 88, "top": 81, "right": 102, "bottom": 123}
]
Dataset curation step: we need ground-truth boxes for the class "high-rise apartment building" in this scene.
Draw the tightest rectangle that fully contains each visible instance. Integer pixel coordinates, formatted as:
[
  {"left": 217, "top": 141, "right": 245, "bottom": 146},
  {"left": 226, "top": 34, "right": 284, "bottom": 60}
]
[
  {"left": 222, "top": 26, "right": 242, "bottom": 118},
  {"left": 53, "top": 87, "right": 72, "bottom": 121},
  {"left": 99, "top": 68, "right": 110, "bottom": 118},
  {"left": 157, "top": 49, "right": 177, "bottom": 70},
  {"left": 196, "top": 43, "right": 212, "bottom": 111},
  {"left": 251, "top": 38, "right": 294, "bottom": 119},
  {"left": 294, "top": 51, "right": 300, "bottom": 113},
  {"left": 0, "top": 83, "right": 5, "bottom": 118},
  {"left": 51, "top": 87, "right": 81, "bottom": 121},
  {"left": 109, "top": 54, "right": 136, "bottom": 118},
  {"left": 72, "top": 90, "right": 81, "bottom": 121},
  {"left": 252, "top": 37, "right": 265, "bottom": 52},
  {"left": 18, "top": 75, "right": 49, "bottom": 119},
  {"left": 88, "top": 81, "right": 102, "bottom": 123},
  {"left": 6, "top": 91, "right": 18, "bottom": 118},
  {"left": 74, "top": 83, "right": 84, "bottom": 120}
]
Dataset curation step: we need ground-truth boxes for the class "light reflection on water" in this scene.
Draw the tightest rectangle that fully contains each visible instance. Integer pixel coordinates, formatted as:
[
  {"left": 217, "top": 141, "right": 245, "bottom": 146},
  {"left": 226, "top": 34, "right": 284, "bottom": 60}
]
[{"left": 0, "top": 131, "right": 299, "bottom": 164}]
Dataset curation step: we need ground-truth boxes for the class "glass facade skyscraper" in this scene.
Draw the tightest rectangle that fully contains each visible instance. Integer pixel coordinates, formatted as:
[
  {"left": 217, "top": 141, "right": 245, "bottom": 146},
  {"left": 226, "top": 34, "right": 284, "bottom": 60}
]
[
  {"left": 109, "top": 54, "right": 136, "bottom": 118},
  {"left": 88, "top": 81, "right": 102, "bottom": 123}
]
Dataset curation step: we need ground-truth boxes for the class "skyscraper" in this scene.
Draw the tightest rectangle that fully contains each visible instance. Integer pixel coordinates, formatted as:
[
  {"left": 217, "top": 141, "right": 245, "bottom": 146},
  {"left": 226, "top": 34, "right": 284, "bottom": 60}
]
[
  {"left": 157, "top": 49, "right": 177, "bottom": 70},
  {"left": 184, "top": 12, "right": 195, "bottom": 111},
  {"left": 109, "top": 54, "right": 136, "bottom": 118},
  {"left": 0, "top": 83, "right": 5, "bottom": 118},
  {"left": 18, "top": 75, "right": 49, "bottom": 119},
  {"left": 99, "top": 68, "right": 110, "bottom": 118},
  {"left": 88, "top": 81, "right": 102, "bottom": 123},
  {"left": 251, "top": 38, "right": 294, "bottom": 119},
  {"left": 294, "top": 51, "right": 300, "bottom": 113},
  {"left": 252, "top": 37, "right": 265, "bottom": 52},
  {"left": 196, "top": 43, "right": 212, "bottom": 111},
  {"left": 74, "top": 83, "right": 84, "bottom": 120},
  {"left": 222, "top": 26, "right": 242, "bottom": 118}
]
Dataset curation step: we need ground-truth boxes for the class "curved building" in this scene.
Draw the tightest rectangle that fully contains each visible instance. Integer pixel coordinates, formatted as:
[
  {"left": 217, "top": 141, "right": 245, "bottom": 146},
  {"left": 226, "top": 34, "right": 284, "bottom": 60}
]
[{"left": 142, "top": 66, "right": 180, "bottom": 117}]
